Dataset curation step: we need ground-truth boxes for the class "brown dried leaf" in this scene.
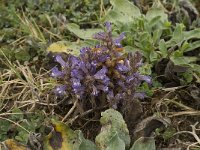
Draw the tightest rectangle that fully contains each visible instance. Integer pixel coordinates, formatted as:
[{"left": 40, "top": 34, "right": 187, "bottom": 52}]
[{"left": 133, "top": 115, "right": 171, "bottom": 140}]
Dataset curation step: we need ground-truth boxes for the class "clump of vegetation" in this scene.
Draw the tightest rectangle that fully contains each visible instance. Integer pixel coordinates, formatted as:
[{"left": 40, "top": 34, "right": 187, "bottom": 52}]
[
  {"left": 1, "top": 0, "right": 200, "bottom": 150},
  {"left": 50, "top": 22, "right": 151, "bottom": 111}
]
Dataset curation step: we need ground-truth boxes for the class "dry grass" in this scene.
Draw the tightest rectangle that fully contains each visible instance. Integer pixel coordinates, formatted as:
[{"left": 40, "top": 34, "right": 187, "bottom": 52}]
[
  {"left": 151, "top": 87, "right": 200, "bottom": 149},
  {"left": 0, "top": 53, "right": 58, "bottom": 115}
]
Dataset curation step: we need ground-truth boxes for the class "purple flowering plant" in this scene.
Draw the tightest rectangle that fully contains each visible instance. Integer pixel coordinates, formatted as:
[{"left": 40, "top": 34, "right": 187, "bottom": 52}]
[{"left": 50, "top": 22, "right": 151, "bottom": 109}]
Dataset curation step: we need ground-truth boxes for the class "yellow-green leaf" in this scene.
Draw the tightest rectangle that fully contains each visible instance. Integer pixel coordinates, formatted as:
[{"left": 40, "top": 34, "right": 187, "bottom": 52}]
[
  {"left": 43, "top": 120, "right": 97, "bottom": 150},
  {"left": 47, "top": 41, "right": 93, "bottom": 56},
  {"left": 1, "top": 139, "right": 30, "bottom": 150}
]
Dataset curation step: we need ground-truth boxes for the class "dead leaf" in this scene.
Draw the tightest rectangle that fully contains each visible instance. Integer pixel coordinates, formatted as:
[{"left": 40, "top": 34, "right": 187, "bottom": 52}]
[
  {"left": 133, "top": 115, "right": 170, "bottom": 140},
  {"left": 120, "top": 99, "right": 143, "bottom": 138}
]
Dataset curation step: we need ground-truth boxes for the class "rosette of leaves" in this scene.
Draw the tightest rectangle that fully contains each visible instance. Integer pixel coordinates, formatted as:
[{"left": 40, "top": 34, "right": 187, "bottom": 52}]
[{"left": 50, "top": 22, "right": 151, "bottom": 110}]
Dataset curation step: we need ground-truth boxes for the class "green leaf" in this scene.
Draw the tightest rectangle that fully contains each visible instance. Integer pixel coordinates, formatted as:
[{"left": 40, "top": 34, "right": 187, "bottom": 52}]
[
  {"left": 10, "top": 108, "right": 24, "bottom": 121},
  {"left": 0, "top": 120, "right": 11, "bottom": 132},
  {"left": 165, "top": 24, "right": 185, "bottom": 48},
  {"left": 184, "top": 28, "right": 200, "bottom": 39},
  {"left": 146, "top": 8, "right": 167, "bottom": 23},
  {"left": 103, "top": 0, "right": 141, "bottom": 24},
  {"left": 130, "top": 137, "right": 156, "bottom": 150},
  {"left": 162, "top": 127, "right": 176, "bottom": 140},
  {"left": 171, "top": 24, "right": 185, "bottom": 44},
  {"left": 76, "top": 130, "right": 97, "bottom": 150},
  {"left": 66, "top": 23, "right": 102, "bottom": 40},
  {"left": 171, "top": 56, "right": 197, "bottom": 66},
  {"left": 152, "top": 29, "right": 162, "bottom": 45},
  {"left": 15, "top": 130, "right": 29, "bottom": 144},
  {"left": 187, "top": 64, "right": 200, "bottom": 73},
  {"left": 106, "top": 133, "right": 125, "bottom": 150},
  {"left": 180, "top": 41, "right": 190, "bottom": 52},
  {"left": 184, "top": 41, "right": 200, "bottom": 52},
  {"left": 139, "top": 63, "right": 152, "bottom": 75},
  {"left": 14, "top": 49, "right": 31, "bottom": 61},
  {"left": 166, "top": 26, "right": 200, "bottom": 48},
  {"left": 149, "top": 51, "right": 159, "bottom": 62},
  {"left": 158, "top": 39, "right": 167, "bottom": 57},
  {"left": 123, "top": 46, "right": 138, "bottom": 53},
  {"left": 79, "top": 140, "right": 97, "bottom": 150},
  {"left": 145, "top": 0, "right": 168, "bottom": 31},
  {"left": 95, "top": 109, "right": 130, "bottom": 150}
]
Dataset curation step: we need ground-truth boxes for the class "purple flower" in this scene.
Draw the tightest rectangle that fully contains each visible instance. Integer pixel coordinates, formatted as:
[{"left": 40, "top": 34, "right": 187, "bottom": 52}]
[
  {"left": 107, "top": 91, "right": 122, "bottom": 109},
  {"left": 55, "top": 55, "right": 66, "bottom": 67},
  {"left": 94, "top": 66, "right": 108, "bottom": 80},
  {"left": 71, "top": 78, "right": 81, "bottom": 89},
  {"left": 79, "top": 61, "right": 89, "bottom": 74},
  {"left": 107, "top": 90, "right": 114, "bottom": 101},
  {"left": 71, "top": 78, "right": 85, "bottom": 96},
  {"left": 54, "top": 85, "right": 67, "bottom": 95},
  {"left": 92, "top": 85, "right": 99, "bottom": 96},
  {"left": 117, "top": 80, "right": 126, "bottom": 90},
  {"left": 93, "top": 32, "right": 108, "bottom": 40},
  {"left": 96, "top": 84, "right": 109, "bottom": 92},
  {"left": 98, "top": 54, "right": 110, "bottom": 62},
  {"left": 74, "top": 87, "right": 85, "bottom": 97},
  {"left": 95, "top": 45, "right": 101, "bottom": 48},
  {"left": 128, "top": 52, "right": 143, "bottom": 69},
  {"left": 80, "top": 47, "right": 90, "bottom": 53},
  {"left": 113, "top": 32, "right": 125, "bottom": 47},
  {"left": 90, "top": 61, "right": 97, "bottom": 74},
  {"left": 124, "top": 59, "right": 130, "bottom": 68},
  {"left": 126, "top": 75, "right": 135, "bottom": 83},
  {"left": 71, "top": 69, "right": 83, "bottom": 79},
  {"left": 116, "top": 63, "right": 129, "bottom": 73},
  {"left": 95, "top": 45, "right": 108, "bottom": 51},
  {"left": 138, "top": 75, "right": 152, "bottom": 84},
  {"left": 85, "top": 62, "right": 92, "bottom": 70},
  {"left": 102, "top": 76, "right": 110, "bottom": 85},
  {"left": 115, "top": 93, "right": 124, "bottom": 100},
  {"left": 70, "top": 56, "right": 80, "bottom": 68},
  {"left": 134, "top": 92, "right": 145, "bottom": 99},
  {"left": 91, "top": 60, "right": 97, "bottom": 66},
  {"left": 51, "top": 67, "right": 64, "bottom": 77},
  {"left": 105, "top": 22, "right": 112, "bottom": 33}
]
